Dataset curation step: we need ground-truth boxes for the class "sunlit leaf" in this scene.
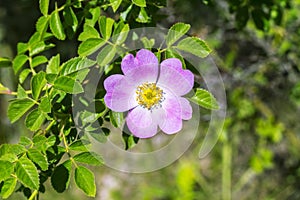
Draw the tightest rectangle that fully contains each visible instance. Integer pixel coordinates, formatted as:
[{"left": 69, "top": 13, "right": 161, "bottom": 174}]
[
  {"left": 97, "top": 45, "right": 116, "bottom": 66},
  {"left": 50, "top": 4, "right": 66, "bottom": 40},
  {"left": 46, "top": 54, "right": 60, "bottom": 74},
  {"left": 25, "top": 108, "right": 46, "bottom": 131},
  {"left": 27, "top": 148, "right": 48, "bottom": 171},
  {"left": 32, "top": 56, "right": 48, "bottom": 68},
  {"left": 7, "top": 98, "right": 35, "bottom": 123},
  {"left": 0, "top": 160, "right": 14, "bottom": 182},
  {"left": 175, "top": 37, "right": 211, "bottom": 58},
  {"left": 98, "top": 16, "right": 115, "bottom": 40},
  {"left": 190, "top": 88, "right": 219, "bottom": 110},
  {"left": 15, "top": 156, "right": 39, "bottom": 190},
  {"left": 39, "top": 0, "right": 49, "bottom": 16},
  {"left": 53, "top": 76, "right": 84, "bottom": 94},
  {"left": 0, "top": 177, "right": 17, "bottom": 199},
  {"left": 110, "top": 0, "right": 122, "bottom": 12},
  {"left": 60, "top": 57, "right": 96, "bottom": 76},
  {"left": 13, "top": 55, "right": 28, "bottom": 74},
  {"left": 73, "top": 152, "right": 103, "bottom": 166},
  {"left": 132, "top": 0, "right": 146, "bottom": 7},
  {"left": 31, "top": 71, "right": 47, "bottom": 100},
  {"left": 166, "top": 23, "right": 191, "bottom": 46},
  {"left": 75, "top": 166, "right": 96, "bottom": 197},
  {"left": 78, "top": 38, "right": 106, "bottom": 56}
]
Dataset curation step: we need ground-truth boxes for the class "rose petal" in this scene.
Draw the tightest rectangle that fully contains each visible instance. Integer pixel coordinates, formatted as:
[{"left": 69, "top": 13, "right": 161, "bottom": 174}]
[
  {"left": 158, "top": 58, "right": 194, "bottom": 96},
  {"left": 121, "top": 49, "right": 159, "bottom": 76},
  {"left": 126, "top": 107, "right": 158, "bottom": 138},
  {"left": 121, "top": 54, "right": 136, "bottom": 75},
  {"left": 158, "top": 94, "right": 183, "bottom": 134},
  {"left": 104, "top": 74, "right": 124, "bottom": 91},
  {"left": 135, "top": 49, "right": 159, "bottom": 68},
  {"left": 179, "top": 97, "right": 193, "bottom": 120},
  {"left": 104, "top": 78, "right": 137, "bottom": 112},
  {"left": 125, "top": 64, "right": 158, "bottom": 86},
  {"left": 121, "top": 49, "right": 159, "bottom": 85}
]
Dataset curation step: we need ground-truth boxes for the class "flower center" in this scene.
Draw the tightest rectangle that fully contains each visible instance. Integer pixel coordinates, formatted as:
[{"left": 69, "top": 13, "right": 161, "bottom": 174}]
[{"left": 136, "top": 82, "right": 164, "bottom": 110}]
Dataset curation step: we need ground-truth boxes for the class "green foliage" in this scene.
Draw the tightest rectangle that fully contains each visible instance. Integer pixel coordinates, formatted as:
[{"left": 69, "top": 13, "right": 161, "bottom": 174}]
[
  {"left": 0, "top": 0, "right": 217, "bottom": 199},
  {"left": 166, "top": 23, "right": 191, "bottom": 46},
  {"left": 75, "top": 166, "right": 96, "bottom": 197},
  {"left": 190, "top": 88, "right": 219, "bottom": 110},
  {"left": 15, "top": 156, "right": 39, "bottom": 190}
]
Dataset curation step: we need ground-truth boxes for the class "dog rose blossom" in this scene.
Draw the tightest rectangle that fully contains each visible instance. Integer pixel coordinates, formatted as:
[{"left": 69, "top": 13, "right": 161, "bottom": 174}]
[{"left": 104, "top": 49, "right": 194, "bottom": 138}]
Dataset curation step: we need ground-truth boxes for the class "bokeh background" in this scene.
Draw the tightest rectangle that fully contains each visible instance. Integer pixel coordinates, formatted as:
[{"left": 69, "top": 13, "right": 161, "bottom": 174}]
[{"left": 1, "top": 0, "right": 300, "bottom": 199}]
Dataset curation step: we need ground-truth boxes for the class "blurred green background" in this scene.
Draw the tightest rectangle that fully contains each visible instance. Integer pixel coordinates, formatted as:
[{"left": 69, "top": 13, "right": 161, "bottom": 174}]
[{"left": 1, "top": 0, "right": 300, "bottom": 199}]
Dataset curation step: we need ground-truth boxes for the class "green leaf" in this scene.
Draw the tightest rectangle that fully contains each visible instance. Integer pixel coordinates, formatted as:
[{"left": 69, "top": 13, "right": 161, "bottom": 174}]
[
  {"left": 73, "top": 152, "right": 103, "bottom": 166},
  {"left": 68, "top": 68, "right": 90, "bottom": 82},
  {"left": 110, "top": 111, "right": 124, "bottom": 128},
  {"left": 17, "top": 42, "right": 28, "bottom": 54},
  {"left": 112, "top": 23, "right": 130, "bottom": 45},
  {"left": 0, "top": 177, "right": 17, "bottom": 199},
  {"left": 132, "top": 0, "right": 146, "bottom": 7},
  {"left": 19, "top": 136, "right": 32, "bottom": 146},
  {"left": 98, "top": 16, "right": 115, "bottom": 40},
  {"left": 141, "top": 37, "right": 155, "bottom": 49},
  {"left": 88, "top": 132, "right": 107, "bottom": 143},
  {"left": 166, "top": 48, "right": 186, "bottom": 69},
  {"left": 50, "top": 5, "right": 66, "bottom": 40},
  {"left": 175, "top": 37, "right": 211, "bottom": 58},
  {"left": 120, "top": 4, "right": 133, "bottom": 21},
  {"left": 13, "top": 54, "right": 28, "bottom": 74},
  {"left": 25, "top": 109, "right": 46, "bottom": 131},
  {"left": 32, "top": 56, "right": 48, "bottom": 68},
  {"left": 15, "top": 156, "right": 39, "bottom": 190},
  {"left": 63, "top": 7, "right": 78, "bottom": 30},
  {"left": 39, "top": 96, "right": 51, "bottom": 113},
  {"left": 85, "top": 7, "right": 101, "bottom": 26},
  {"left": 97, "top": 45, "right": 116, "bottom": 66},
  {"left": 75, "top": 166, "right": 96, "bottom": 197},
  {"left": 78, "top": 38, "right": 106, "bottom": 56},
  {"left": 7, "top": 99, "right": 35, "bottom": 123},
  {"left": 69, "top": 140, "right": 90, "bottom": 151},
  {"left": 36, "top": 16, "right": 49, "bottom": 35},
  {"left": 0, "top": 153, "right": 18, "bottom": 163},
  {"left": 46, "top": 135, "right": 57, "bottom": 148},
  {"left": 78, "top": 24, "right": 100, "bottom": 41},
  {"left": 27, "top": 148, "right": 48, "bottom": 171},
  {"left": 190, "top": 88, "right": 219, "bottom": 110},
  {"left": 17, "top": 84, "right": 28, "bottom": 99},
  {"left": 0, "top": 160, "right": 14, "bottom": 182},
  {"left": 166, "top": 23, "right": 191, "bottom": 46},
  {"left": 29, "top": 41, "right": 55, "bottom": 57},
  {"left": 0, "top": 144, "right": 27, "bottom": 157},
  {"left": 32, "top": 135, "right": 47, "bottom": 150},
  {"left": 31, "top": 71, "right": 47, "bottom": 100},
  {"left": 0, "top": 57, "right": 12, "bottom": 68},
  {"left": 51, "top": 160, "right": 72, "bottom": 193},
  {"left": 122, "top": 132, "right": 139, "bottom": 150},
  {"left": 39, "top": 0, "right": 49, "bottom": 16},
  {"left": 110, "top": 0, "right": 122, "bottom": 12},
  {"left": 19, "top": 69, "right": 31, "bottom": 84},
  {"left": 60, "top": 57, "right": 96, "bottom": 76},
  {"left": 53, "top": 76, "right": 84, "bottom": 94},
  {"left": 46, "top": 54, "right": 60, "bottom": 74},
  {"left": 136, "top": 7, "right": 151, "bottom": 23}
]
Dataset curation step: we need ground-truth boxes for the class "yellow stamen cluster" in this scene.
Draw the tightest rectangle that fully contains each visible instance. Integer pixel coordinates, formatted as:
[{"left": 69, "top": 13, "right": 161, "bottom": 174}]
[{"left": 136, "top": 82, "right": 164, "bottom": 110}]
